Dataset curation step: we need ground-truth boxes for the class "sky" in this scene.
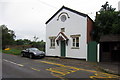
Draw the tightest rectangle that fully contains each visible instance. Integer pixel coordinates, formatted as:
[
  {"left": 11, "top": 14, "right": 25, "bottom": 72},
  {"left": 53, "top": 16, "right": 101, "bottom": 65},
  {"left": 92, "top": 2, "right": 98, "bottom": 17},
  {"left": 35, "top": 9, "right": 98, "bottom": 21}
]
[{"left": 0, "top": 0, "right": 120, "bottom": 41}]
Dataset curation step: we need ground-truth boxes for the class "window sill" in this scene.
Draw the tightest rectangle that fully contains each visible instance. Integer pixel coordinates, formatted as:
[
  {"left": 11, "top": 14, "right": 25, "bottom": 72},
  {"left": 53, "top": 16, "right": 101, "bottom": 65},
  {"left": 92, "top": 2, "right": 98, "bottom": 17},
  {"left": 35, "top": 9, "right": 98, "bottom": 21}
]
[
  {"left": 71, "top": 47, "right": 79, "bottom": 49},
  {"left": 50, "top": 47, "right": 55, "bottom": 49}
]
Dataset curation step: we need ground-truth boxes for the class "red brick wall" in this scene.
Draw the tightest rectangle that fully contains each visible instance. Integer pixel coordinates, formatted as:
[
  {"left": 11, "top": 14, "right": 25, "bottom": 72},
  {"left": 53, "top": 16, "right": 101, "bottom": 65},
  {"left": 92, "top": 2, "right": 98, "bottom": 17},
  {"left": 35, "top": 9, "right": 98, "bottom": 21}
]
[{"left": 87, "top": 18, "right": 93, "bottom": 43}]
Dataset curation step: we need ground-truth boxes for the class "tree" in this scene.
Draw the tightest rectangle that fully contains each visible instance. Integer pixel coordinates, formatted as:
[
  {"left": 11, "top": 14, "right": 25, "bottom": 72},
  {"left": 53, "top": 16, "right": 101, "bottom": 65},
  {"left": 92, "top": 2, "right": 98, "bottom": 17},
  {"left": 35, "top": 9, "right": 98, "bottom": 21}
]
[
  {"left": 33, "top": 36, "right": 39, "bottom": 42},
  {"left": 94, "top": 2, "right": 120, "bottom": 41},
  {"left": 0, "top": 25, "right": 16, "bottom": 49},
  {"left": 15, "top": 39, "right": 31, "bottom": 45},
  {"left": 31, "top": 40, "right": 45, "bottom": 51},
  {"left": 100, "top": 1, "right": 115, "bottom": 11}
]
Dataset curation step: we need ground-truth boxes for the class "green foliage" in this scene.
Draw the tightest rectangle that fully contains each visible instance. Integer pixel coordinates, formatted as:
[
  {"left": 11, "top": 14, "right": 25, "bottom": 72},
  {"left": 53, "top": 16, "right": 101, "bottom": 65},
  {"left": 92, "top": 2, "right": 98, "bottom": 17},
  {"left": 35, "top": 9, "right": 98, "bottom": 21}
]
[
  {"left": 100, "top": 1, "right": 116, "bottom": 11},
  {"left": 15, "top": 39, "right": 31, "bottom": 45},
  {"left": 15, "top": 39, "right": 46, "bottom": 52},
  {"left": 2, "top": 49, "right": 21, "bottom": 55},
  {"left": 31, "top": 40, "right": 45, "bottom": 52},
  {"left": 94, "top": 2, "right": 120, "bottom": 41},
  {"left": 1, "top": 25, "right": 16, "bottom": 49}
]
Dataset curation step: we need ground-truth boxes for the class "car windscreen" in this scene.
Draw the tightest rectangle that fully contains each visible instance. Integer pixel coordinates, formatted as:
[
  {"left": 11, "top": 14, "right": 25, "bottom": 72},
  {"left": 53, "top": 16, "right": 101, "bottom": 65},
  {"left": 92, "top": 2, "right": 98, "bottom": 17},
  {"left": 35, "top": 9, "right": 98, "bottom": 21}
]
[{"left": 29, "top": 48, "right": 39, "bottom": 51}]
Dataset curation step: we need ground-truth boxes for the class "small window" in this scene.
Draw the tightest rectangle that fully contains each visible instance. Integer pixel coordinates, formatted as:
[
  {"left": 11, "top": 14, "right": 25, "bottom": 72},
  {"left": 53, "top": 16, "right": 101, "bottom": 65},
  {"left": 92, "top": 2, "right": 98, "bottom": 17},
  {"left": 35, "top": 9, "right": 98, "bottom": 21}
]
[
  {"left": 49, "top": 36, "right": 56, "bottom": 49},
  {"left": 71, "top": 35, "right": 80, "bottom": 49},
  {"left": 50, "top": 38, "right": 55, "bottom": 48},
  {"left": 61, "top": 15, "right": 66, "bottom": 22},
  {"left": 61, "top": 28, "right": 65, "bottom": 32}
]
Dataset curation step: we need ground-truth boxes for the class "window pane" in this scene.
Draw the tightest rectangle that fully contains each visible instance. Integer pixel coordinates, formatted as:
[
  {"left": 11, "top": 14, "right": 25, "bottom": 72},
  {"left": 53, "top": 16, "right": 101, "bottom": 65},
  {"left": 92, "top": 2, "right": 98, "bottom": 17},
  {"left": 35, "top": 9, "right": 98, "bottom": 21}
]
[
  {"left": 72, "top": 38, "right": 75, "bottom": 47},
  {"left": 73, "top": 43, "right": 75, "bottom": 46},
  {"left": 50, "top": 39, "right": 52, "bottom": 47},
  {"left": 53, "top": 39, "right": 55, "bottom": 46},
  {"left": 76, "top": 37, "right": 79, "bottom": 47},
  {"left": 76, "top": 37, "right": 79, "bottom": 43},
  {"left": 53, "top": 43, "right": 55, "bottom": 46},
  {"left": 73, "top": 38, "right": 75, "bottom": 42},
  {"left": 76, "top": 43, "right": 79, "bottom": 47}
]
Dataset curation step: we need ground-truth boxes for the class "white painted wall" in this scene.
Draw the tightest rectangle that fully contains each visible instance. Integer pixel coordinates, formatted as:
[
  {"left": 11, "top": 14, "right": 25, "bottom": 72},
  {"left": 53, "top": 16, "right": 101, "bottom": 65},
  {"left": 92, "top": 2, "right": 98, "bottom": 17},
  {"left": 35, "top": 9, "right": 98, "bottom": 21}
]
[
  {"left": 46, "top": 9, "right": 87, "bottom": 59},
  {"left": 118, "top": 1, "right": 120, "bottom": 11}
]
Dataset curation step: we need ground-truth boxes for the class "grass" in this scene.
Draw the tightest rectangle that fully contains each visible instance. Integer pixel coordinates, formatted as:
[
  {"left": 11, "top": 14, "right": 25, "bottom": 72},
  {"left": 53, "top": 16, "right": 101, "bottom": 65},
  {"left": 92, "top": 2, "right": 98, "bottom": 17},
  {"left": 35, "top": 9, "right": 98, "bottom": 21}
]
[{"left": 2, "top": 48, "right": 21, "bottom": 55}]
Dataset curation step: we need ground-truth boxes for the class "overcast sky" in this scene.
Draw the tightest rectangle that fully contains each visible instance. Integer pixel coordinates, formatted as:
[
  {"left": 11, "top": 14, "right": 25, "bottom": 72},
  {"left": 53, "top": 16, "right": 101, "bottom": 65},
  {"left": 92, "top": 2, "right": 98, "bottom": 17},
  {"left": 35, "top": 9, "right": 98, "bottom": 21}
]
[{"left": 0, "top": 0, "right": 120, "bottom": 41}]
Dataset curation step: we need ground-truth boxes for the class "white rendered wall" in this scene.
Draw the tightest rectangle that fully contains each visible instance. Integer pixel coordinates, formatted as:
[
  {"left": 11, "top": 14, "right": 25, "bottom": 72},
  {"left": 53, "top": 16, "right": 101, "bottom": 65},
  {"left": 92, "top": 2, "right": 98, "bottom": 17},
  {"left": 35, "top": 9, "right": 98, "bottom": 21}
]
[
  {"left": 118, "top": 1, "right": 120, "bottom": 11},
  {"left": 46, "top": 9, "right": 87, "bottom": 59}
]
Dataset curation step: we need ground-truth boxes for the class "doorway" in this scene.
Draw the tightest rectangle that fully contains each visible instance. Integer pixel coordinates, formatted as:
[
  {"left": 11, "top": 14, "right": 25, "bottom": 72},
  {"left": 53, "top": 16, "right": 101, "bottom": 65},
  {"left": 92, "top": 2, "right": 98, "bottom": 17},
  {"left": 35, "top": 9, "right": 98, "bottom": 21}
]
[{"left": 60, "top": 41, "right": 66, "bottom": 57}]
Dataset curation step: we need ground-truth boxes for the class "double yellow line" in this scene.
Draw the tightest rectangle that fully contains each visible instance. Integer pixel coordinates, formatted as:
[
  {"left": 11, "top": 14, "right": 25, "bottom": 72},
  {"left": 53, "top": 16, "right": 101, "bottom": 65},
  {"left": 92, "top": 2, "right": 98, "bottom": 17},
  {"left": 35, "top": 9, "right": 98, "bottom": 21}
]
[
  {"left": 31, "top": 67, "right": 40, "bottom": 71},
  {"left": 35, "top": 60, "right": 120, "bottom": 79}
]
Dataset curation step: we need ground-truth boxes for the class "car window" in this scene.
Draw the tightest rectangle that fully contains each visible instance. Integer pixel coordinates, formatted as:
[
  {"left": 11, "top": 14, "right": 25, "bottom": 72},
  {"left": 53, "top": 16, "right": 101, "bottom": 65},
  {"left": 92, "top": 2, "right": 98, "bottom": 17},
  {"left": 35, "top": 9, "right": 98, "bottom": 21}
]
[
  {"left": 25, "top": 49, "right": 29, "bottom": 51},
  {"left": 29, "top": 48, "right": 39, "bottom": 51}
]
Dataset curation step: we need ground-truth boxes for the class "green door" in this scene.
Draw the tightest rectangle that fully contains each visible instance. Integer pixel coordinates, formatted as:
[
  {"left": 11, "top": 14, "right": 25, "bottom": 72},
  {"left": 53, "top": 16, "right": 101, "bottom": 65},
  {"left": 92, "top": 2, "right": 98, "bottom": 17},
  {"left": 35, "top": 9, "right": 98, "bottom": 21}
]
[
  {"left": 61, "top": 41, "right": 66, "bottom": 57},
  {"left": 88, "top": 41, "right": 97, "bottom": 62}
]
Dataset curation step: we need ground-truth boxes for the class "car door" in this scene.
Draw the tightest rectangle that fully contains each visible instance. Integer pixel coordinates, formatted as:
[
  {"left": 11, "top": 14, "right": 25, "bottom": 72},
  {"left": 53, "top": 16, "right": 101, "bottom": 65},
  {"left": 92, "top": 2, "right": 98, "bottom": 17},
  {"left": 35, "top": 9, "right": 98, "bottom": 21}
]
[{"left": 24, "top": 48, "right": 29, "bottom": 56}]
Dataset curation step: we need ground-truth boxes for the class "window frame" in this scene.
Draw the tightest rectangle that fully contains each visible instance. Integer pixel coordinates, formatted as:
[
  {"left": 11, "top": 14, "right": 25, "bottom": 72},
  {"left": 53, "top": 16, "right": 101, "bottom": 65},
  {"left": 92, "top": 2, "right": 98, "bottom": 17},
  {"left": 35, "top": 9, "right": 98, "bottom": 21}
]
[
  {"left": 49, "top": 36, "right": 56, "bottom": 49},
  {"left": 70, "top": 34, "right": 80, "bottom": 49}
]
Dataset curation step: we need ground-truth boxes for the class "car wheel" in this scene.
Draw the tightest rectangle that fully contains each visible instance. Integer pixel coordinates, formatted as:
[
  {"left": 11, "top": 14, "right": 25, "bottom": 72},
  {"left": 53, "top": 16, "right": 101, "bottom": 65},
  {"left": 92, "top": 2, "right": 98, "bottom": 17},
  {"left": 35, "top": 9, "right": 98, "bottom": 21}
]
[
  {"left": 21, "top": 53, "right": 25, "bottom": 57},
  {"left": 29, "top": 54, "right": 33, "bottom": 59},
  {"left": 39, "top": 55, "right": 45, "bottom": 58}
]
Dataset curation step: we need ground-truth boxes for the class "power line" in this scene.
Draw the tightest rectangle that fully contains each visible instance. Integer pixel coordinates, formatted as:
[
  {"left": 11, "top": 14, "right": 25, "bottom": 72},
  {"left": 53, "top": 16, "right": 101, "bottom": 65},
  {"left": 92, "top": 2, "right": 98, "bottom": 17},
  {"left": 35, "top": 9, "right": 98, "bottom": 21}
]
[{"left": 36, "top": 0, "right": 58, "bottom": 9}]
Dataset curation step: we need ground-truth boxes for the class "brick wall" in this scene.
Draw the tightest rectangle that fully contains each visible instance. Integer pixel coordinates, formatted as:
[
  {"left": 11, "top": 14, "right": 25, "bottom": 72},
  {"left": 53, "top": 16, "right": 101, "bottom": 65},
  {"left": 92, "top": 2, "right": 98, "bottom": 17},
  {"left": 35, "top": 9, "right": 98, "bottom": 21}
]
[{"left": 87, "top": 18, "right": 93, "bottom": 43}]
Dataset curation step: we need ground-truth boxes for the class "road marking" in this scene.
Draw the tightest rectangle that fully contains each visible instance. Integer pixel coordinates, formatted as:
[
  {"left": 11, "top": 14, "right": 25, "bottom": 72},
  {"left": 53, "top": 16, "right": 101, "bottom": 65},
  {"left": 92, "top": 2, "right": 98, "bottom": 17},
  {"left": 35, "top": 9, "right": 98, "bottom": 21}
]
[
  {"left": 35, "top": 60, "right": 96, "bottom": 73},
  {"left": 46, "top": 66, "right": 79, "bottom": 76},
  {"left": 51, "top": 72, "right": 66, "bottom": 80},
  {"left": 3, "top": 59, "right": 24, "bottom": 67},
  {"left": 90, "top": 72, "right": 120, "bottom": 79},
  {"left": 31, "top": 67, "right": 40, "bottom": 71},
  {"left": 35, "top": 60, "right": 120, "bottom": 79}
]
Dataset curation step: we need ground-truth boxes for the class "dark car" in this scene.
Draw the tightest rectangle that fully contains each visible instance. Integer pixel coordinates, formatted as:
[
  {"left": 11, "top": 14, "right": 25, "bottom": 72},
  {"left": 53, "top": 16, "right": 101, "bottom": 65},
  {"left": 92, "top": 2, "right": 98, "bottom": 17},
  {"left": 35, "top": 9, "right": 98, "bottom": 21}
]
[{"left": 21, "top": 48, "right": 45, "bottom": 59}]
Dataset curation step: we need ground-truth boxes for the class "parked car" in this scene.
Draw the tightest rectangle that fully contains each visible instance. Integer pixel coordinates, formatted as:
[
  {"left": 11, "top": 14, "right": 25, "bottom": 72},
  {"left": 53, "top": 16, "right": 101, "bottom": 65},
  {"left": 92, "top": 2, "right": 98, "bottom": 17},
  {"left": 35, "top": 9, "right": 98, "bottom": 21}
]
[{"left": 21, "top": 48, "right": 45, "bottom": 59}]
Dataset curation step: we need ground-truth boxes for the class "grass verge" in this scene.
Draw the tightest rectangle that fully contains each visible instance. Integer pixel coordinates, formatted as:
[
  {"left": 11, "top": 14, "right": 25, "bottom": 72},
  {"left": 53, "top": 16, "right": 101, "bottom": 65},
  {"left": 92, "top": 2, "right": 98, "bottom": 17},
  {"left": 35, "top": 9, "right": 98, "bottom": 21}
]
[{"left": 2, "top": 49, "right": 21, "bottom": 55}]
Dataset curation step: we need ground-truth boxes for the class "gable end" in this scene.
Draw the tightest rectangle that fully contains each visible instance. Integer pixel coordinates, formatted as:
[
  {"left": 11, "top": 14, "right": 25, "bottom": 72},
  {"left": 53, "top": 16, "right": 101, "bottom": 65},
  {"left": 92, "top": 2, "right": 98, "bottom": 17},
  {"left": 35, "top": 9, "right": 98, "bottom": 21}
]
[{"left": 45, "top": 6, "right": 93, "bottom": 24}]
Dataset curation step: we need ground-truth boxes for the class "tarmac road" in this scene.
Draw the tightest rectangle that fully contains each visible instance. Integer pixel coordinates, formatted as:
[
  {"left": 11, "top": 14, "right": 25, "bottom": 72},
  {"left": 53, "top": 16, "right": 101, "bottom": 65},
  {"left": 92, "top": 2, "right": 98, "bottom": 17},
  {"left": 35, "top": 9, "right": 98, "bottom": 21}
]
[{"left": 2, "top": 53, "right": 120, "bottom": 80}]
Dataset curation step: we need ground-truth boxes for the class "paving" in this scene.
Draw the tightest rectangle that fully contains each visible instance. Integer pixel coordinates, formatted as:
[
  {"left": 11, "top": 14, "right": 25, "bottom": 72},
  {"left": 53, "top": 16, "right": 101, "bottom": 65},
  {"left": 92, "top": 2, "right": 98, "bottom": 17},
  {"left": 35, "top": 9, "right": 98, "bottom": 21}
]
[{"left": 98, "top": 62, "right": 120, "bottom": 75}]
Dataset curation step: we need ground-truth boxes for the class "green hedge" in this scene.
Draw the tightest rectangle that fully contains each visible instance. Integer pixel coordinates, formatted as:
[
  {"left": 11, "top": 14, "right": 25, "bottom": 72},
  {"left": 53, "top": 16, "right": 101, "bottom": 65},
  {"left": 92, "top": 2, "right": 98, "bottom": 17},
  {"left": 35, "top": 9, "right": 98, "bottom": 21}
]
[{"left": 2, "top": 49, "right": 21, "bottom": 55}]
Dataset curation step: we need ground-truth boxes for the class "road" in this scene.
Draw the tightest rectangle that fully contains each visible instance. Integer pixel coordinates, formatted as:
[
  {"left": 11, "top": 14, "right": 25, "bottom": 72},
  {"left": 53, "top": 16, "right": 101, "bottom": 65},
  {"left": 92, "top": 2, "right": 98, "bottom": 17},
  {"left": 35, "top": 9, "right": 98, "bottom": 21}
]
[{"left": 2, "top": 53, "right": 120, "bottom": 80}]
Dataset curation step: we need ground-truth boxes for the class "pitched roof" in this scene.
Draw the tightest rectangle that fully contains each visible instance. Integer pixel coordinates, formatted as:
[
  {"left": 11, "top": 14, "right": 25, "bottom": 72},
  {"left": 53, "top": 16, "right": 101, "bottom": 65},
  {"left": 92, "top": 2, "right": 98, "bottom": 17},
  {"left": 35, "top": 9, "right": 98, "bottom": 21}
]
[
  {"left": 45, "top": 6, "right": 93, "bottom": 24},
  {"left": 100, "top": 35, "right": 120, "bottom": 42},
  {"left": 56, "top": 32, "right": 69, "bottom": 41}
]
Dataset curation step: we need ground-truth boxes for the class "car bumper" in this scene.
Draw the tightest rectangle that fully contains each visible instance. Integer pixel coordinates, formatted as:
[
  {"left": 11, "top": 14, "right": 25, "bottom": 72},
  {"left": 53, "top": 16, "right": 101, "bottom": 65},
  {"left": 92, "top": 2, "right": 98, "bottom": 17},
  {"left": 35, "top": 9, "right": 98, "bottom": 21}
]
[{"left": 35, "top": 54, "right": 45, "bottom": 57}]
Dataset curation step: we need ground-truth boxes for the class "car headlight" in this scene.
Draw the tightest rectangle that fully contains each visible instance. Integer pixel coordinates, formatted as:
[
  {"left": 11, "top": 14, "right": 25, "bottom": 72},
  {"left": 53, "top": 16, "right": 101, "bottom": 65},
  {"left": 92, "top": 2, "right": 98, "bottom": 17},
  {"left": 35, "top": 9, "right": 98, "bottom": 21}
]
[{"left": 33, "top": 52, "right": 37, "bottom": 54}]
